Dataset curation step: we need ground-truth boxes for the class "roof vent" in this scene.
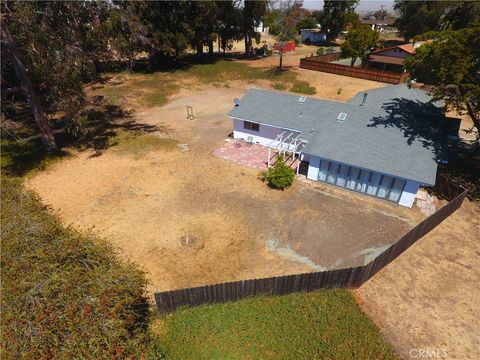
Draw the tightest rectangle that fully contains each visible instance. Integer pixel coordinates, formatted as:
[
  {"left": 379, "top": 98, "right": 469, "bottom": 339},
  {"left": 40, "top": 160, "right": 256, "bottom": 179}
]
[
  {"left": 233, "top": 98, "right": 240, "bottom": 107},
  {"left": 298, "top": 96, "right": 307, "bottom": 103},
  {"left": 337, "top": 112, "right": 347, "bottom": 122}
]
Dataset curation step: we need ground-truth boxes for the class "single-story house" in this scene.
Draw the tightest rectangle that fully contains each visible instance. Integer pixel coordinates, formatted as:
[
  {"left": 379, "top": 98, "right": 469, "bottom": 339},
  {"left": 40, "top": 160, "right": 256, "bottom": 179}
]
[
  {"left": 366, "top": 43, "right": 415, "bottom": 73},
  {"left": 227, "top": 85, "right": 446, "bottom": 208},
  {"left": 300, "top": 29, "right": 327, "bottom": 44},
  {"left": 361, "top": 17, "right": 397, "bottom": 31}
]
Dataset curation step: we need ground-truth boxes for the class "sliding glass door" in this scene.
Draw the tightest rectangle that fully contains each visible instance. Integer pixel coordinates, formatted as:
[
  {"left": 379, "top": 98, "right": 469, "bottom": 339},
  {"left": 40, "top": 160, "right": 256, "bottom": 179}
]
[{"left": 317, "top": 159, "right": 405, "bottom": 203}]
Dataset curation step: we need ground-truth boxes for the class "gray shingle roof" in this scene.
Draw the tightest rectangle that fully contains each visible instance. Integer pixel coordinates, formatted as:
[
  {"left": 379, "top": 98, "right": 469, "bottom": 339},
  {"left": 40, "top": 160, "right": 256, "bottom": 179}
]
[
  {"left": 228, "top": 86, "right": 445, "bottom": 185},
  {"left": 348, "top": 84, "right": 444, "bottom": 108}
]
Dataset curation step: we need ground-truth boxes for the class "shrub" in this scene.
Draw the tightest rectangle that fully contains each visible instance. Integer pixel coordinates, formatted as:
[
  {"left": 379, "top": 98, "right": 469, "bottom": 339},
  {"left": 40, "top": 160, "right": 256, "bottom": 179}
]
[
  {"left": 1, "top": 178, "right": 157, "bottom": 359},
  {"left": 272, "top": 82, "right": 288, "bottom": 91},
  {"left": 260, "top": 154, "right": 295, "bottom": 190},
  {"left": 290, "top": 80, "right": 316, "bottom": 95},
  {"left": 316, "top": 47, "right": 325, "bottom": 56}
]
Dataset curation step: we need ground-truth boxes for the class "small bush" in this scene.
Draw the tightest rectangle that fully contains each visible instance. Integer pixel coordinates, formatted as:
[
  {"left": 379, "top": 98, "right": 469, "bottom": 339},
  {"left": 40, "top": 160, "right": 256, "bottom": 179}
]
[
  {"left": 316, "top": 47, "right": 325, "bottom": 56},
  {"left": 272, "top": 82, "right": 288, "bottom": 91},
  {"left": 259, "top": 154, "right": 295, "bottom": 190},
  {"left": 290, "top": 80, "right": 316, "bottom": 95}
]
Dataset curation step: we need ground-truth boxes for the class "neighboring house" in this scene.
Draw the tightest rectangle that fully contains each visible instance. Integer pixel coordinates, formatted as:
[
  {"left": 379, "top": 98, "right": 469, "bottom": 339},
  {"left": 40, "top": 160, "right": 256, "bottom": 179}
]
[
  {"left": 254, "top": 21, "right": 265, "bottom": 33},
  {"left": 300, "top": 29, "right": 327, "bottom": 44},
  {"left": 366, "top": 43, "right": 415, "bottom": 73},
  {"left": 361, "top": 17, "right": 396, "bottom": 31},
  {"left": 228, "top": 85, "right": 446, "bottom": 208}
]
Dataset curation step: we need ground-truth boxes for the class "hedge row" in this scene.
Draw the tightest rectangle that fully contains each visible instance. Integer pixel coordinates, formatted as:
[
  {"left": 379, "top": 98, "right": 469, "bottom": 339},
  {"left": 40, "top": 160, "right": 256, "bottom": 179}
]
[{"left": 1, "top": 178, "right": 161, "bottom": 359}]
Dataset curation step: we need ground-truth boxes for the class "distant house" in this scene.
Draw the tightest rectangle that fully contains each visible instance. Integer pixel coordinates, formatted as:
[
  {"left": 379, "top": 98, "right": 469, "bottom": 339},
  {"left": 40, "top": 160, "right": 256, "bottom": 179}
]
[
  {"left": 228, "top": 85, "right": 446, "bottom": 208},
  {"left": 361, "top": 17, "right": 396, "bottom": 31},
  {"left": 366, "top": 43, "right": 415, "bottom": 73},
  {"left": 254, "top": 21, "right": 265, "bottom": 33},
  {"left": 300, "top": 29, "right": 327, "bottom": 44}
]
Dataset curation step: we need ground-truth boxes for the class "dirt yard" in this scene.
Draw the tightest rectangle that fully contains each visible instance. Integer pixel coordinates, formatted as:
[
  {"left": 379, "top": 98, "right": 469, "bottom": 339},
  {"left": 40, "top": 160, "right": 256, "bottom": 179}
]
[
  {"left": 26, "top": 79, "right": 419, "bottom": 295},
  {"left": 24, "top": 56, "right": 478, "bottom": 358}
]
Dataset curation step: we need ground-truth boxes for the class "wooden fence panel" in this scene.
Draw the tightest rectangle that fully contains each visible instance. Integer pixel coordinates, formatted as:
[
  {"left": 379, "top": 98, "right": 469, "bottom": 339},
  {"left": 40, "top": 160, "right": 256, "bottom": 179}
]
[
  {"left": 154, "top": 187, "right": 467, "bottom": 313},
  {"left": 300, "top": 57, "right": 408, "bottom": 84},
  {"left": 306, "top": 52, "right": 343, "bottom": 63}
]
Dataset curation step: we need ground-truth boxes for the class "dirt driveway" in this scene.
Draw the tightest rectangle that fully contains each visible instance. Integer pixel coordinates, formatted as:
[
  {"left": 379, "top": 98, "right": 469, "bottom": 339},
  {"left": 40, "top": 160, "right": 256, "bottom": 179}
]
[{"left": 26, "top": 83, "right": 419, "bottom": 295}]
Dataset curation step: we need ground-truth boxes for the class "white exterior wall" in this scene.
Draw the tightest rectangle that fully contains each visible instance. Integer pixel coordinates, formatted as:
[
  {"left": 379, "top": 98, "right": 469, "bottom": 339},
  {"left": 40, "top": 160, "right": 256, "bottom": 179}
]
[
  {"left": 232, "top": 118, "right": 301, "bottom": 151},
  {"left": 398, "top": 180, "right": 420, "bottom": 208},
  {"left": 374, "top": 48, "right": 409, "bottom": 58},
  {"left": 305, "top": 154, "right": 421, "bottom": 208}
]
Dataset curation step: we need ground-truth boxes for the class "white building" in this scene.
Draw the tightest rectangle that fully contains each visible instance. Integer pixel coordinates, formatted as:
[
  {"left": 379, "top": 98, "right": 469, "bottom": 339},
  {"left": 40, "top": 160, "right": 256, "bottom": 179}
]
[{"left": 228, "top": 85, "right": 446, "bottom": 208}]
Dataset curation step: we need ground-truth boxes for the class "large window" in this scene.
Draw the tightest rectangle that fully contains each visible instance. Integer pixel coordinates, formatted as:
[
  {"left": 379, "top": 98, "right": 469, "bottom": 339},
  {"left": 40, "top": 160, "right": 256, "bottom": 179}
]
[
  {"left": 366, "top": 173, "right": 382, "bottom": 195},
  {"left": 377, "top": 176, "right": 393, "bottom": 198},
  {"left": 243, "top": 121, "right": 259, "bottom": 132},
  {"left": 318, "top": 160, "right": 329, "bottom": 182},
  {"left": 387, "top": 179, "right": 406, "bottom": 202},
  {"left": 317, "top": 160, "right": 406, "bottom": 203}
]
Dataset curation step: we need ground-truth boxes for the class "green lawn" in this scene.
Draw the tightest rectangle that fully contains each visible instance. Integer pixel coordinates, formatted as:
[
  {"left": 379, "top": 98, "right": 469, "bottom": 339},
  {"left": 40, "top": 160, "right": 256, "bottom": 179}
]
[{"left": 155, "top": 289, "right": 398, "bottom": 360}]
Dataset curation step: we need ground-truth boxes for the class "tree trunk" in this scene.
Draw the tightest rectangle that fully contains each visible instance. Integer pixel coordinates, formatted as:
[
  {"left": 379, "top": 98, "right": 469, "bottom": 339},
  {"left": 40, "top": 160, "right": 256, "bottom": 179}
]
[
  {"left": 244, "top": 35, "right": 249, "bottom": 57},
  {"left": 208, "top": 40, "right": 214, "bottom": 57},
  {"left": 459, "top": 87, "right": 480, "bottom": 137},
  {"left": 1, "top": 28, "right": 57, "bottom": 152},
  {"left": 196, "top": 43, "right": 203, "bottom": 56},
  {"left": 351, "top": 57, "right": 357, "bottom": 67},
  {"left": 279, "top": 50, "right": 283, "bottom": 70},
  {"left": 465, "top": 100, "right": 480, "bottom": 137}
]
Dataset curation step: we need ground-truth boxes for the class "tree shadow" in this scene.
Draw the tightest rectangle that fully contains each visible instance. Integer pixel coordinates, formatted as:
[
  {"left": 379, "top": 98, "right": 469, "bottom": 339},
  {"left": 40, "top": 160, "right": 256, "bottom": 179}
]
[
  {"left": 433, "top": 141, "right": 480, "bottom": 201},
  {"left": 94, "top": 51, "right": 279, "bottom": 80},
  {"left": 61, "top": 104, "right": 166, "bottom": 152},
  {"left": 2, "top": 103, "right": 168, "bottom": 177},
  {"left": 367, "top": 98, "right": 448, "bottom": 162},
  {"left": 367, "top": 98, "right": 480, "bottom": 200}
]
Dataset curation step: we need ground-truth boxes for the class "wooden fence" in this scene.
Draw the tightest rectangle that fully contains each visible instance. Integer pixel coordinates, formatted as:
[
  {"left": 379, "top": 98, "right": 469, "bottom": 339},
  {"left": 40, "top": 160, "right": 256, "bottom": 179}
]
[
  {"left": 300, "top": 55, "right": 409, "bottom": 84},
  {"left": 308, "top": 52, "right": 343, "bottom": 63},
  {"left": 155, "top": 186, "right": 467, "bottom": 313}
]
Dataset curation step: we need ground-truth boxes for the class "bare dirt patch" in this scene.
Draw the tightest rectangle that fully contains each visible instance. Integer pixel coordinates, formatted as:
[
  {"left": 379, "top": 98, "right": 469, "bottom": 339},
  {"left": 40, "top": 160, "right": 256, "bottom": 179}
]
[
  {"left": 26, "top": 83, "right": 418, "bottom": 296},
  {"left": 354, "top": 200, "right": 480, "bottom": 359}
]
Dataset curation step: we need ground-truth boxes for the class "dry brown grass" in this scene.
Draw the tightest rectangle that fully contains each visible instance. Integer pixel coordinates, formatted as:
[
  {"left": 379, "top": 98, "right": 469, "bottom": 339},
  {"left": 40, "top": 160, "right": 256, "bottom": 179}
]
[{"left": 354, "top": 199, "right": 480, "bottom": 360}]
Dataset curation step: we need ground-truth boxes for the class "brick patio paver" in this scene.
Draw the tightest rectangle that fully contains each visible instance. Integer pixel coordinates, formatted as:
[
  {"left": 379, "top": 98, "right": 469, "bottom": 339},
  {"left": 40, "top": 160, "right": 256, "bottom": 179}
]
[{"left": 213, "top": 140, "right": 299, "bottom": 171}]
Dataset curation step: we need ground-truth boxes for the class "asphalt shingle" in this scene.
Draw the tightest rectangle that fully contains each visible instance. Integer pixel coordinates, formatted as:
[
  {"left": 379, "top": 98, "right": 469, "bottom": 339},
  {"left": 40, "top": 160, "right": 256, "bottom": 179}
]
[{"left": 228, "top": 86, "right": 445, "bottom": 185}]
